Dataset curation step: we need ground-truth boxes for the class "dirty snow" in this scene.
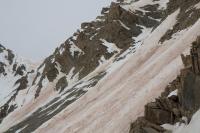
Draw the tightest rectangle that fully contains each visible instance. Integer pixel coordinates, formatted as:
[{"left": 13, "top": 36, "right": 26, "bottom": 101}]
[
  {"left": 1, "top": 4, "right": 200, "bottom": 133},
  {"left": 31, "top": 9, "right": 200, "bottom": 133},
  {"left": 30, "top": 9, "right": 200, "bottom": 133}
]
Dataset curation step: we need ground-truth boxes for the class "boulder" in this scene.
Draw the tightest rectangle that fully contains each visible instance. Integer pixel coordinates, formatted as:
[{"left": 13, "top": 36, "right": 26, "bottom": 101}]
[
  {"left": 145, "top": 102, "right": 173, "bottom": 125},
  {"left": 129, "top": 117, "right": 166, "bottom": 133}
]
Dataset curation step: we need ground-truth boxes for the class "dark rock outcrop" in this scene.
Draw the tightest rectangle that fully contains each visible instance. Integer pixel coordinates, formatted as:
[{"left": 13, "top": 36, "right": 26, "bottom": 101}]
[
  {"left": 14, "top": 64, "right": 26, "bottom": 76},
  {"left": 0, "top": 62, "right": 6, "bottom": 75},
  {"left": 145, "top": 97, "right": 180, "bottom": 125},
  {"left": 179, "top": 37, "right": 200, "bottom": 118},
  {"left": 56, "top": 76, "right": 68, "bottom": 92},
  {"left": 129, "top": 117, "right": 166, "bottom": 133}
]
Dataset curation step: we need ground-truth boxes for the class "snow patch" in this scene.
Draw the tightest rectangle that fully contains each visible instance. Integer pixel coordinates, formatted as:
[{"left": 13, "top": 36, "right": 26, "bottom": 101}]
[
  {"left": 118, "top": 20, "right": 130, "bottom": 30},
  {"left": 66, "top": 67, "right": 79, "bottom": 86},
  {"left": 168, "top": 89, "right": 178, "bottom": 97},
  {"left": 100, "top": 39, "right": 120, "bottom": 53}
]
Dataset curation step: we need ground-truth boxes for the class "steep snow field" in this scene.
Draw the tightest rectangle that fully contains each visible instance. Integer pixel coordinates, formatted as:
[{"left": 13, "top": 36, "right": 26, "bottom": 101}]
[
  {"left": 31, "top": 10, "right": 200, "bottom": 133},
  {"left": 0, "top": 49, "right": 37, "bottom": 106},
  {"left": 1, "top": 6, "right": 200, "bottom": 133},
  {"left": 1, "top": 0, "right": 200, "bottom": 133}
]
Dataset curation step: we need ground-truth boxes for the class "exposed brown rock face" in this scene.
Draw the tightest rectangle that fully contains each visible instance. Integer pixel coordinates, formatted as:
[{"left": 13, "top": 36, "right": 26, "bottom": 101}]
[
  {"left": 33, "top": 1, "right": 162, "bottom": 98},
  {"left": 15, "top": 76, "right": 28, "bottom": 91},
  {"left": 56, "top": 76, "right": 68, "bottom": 92},
  {"left": 179, "top": 37, "right": 200, "bottom": 117},
  {"left": 129, "top": 117, "right": 166, "bottom": 133},
  {"left": 145, "top": 97, "right": 180, "bottom": 125},
  {"left": 129, "top": 37, "right": 200, "bottom": 133}
]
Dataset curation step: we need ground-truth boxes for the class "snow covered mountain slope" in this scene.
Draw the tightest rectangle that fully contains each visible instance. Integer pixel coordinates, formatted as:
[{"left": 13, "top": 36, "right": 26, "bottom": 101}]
[
  {"left": 34, "top": 10, "right": 200, "bottom": 133},
  {"left": 0, "top": 44, "right": 36, "bottom": 123},
  {"left": 1, "top": 0, "right": 200, "bottom": 132}
]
